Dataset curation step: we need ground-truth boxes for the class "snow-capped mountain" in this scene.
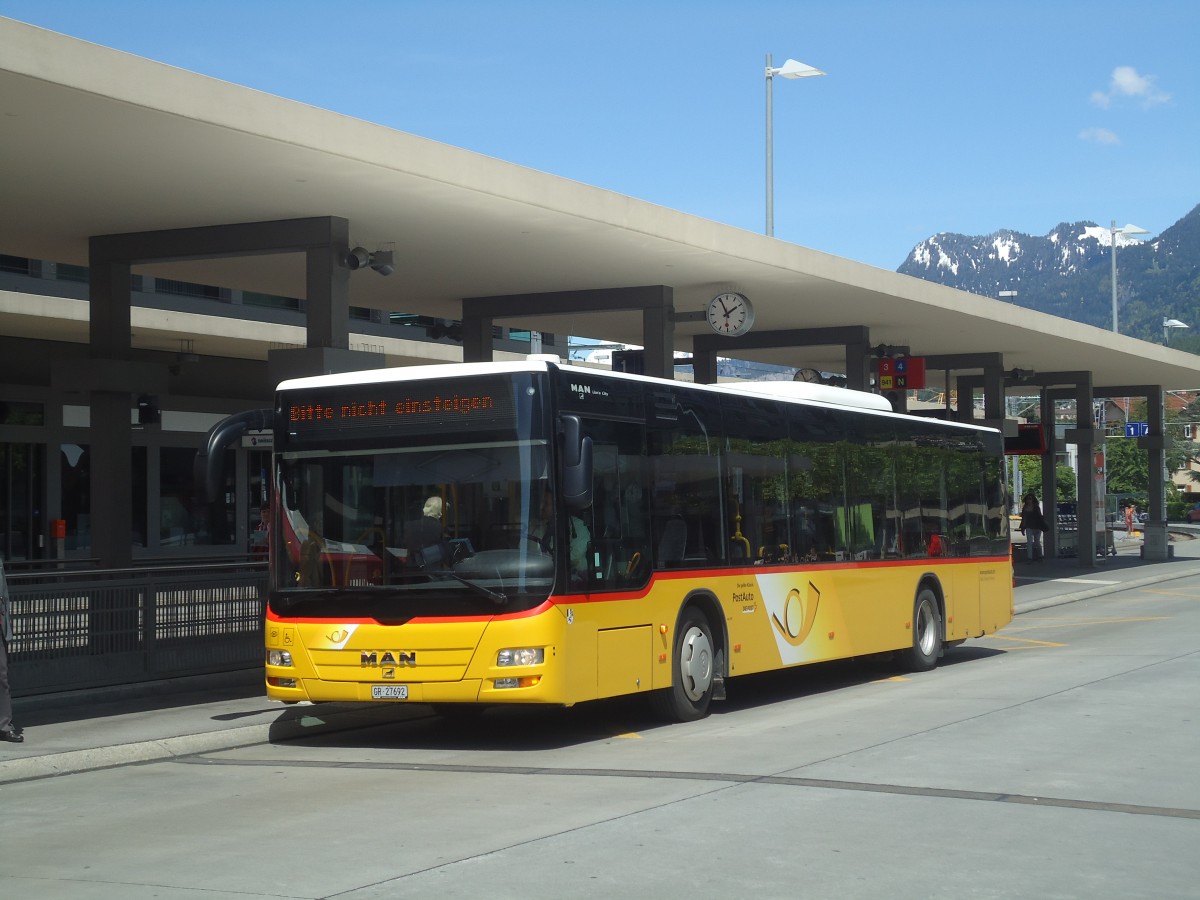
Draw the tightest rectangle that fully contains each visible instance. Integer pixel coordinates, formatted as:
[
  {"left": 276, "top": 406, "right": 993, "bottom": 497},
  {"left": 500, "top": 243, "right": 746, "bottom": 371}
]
[{"left": 896, "top": 204, "right": 1200, "bottom": 346}]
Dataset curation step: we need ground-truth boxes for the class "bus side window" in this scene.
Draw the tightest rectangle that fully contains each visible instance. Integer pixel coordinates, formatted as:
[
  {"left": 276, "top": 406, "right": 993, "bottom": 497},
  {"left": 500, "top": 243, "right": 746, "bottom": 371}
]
[
  {"left": 786, "top": 405, "right": 849, "bottom": 563},
  {"left": 578, "top": 419, "right": 651, "bottom": 590}
]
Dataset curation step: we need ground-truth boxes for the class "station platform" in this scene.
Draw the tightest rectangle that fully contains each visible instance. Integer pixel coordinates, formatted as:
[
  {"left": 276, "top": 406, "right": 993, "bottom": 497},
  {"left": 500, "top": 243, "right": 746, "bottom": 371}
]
[{"left": 5, "top": 532, "right": 1200, "bottom": 785}]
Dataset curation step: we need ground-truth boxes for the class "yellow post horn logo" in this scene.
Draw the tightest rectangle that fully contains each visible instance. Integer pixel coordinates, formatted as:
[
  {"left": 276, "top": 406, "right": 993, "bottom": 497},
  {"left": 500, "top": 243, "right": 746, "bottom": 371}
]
[{"left": 771, "top": 583, "right": 820, "bottom": 646}]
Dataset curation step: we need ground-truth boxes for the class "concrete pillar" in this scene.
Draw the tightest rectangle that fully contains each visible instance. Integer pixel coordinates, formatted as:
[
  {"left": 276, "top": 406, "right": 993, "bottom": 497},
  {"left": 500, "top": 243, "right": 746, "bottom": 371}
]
[
  {"left": 1141, "top": 389, "right": 1170, "bottom": 560},
  {"left": 304, "top": 220, "right": 351, "bottom": 350},
  {"left": 844, "top": 338, "right": 871, "bottom": 392},
  {"left": 88, "top": 252, "right": 135, "bottom": 568},
  {"left": 1039, "top": 389, "right": 1057, "bottom": 560},
  {"left": 642, "top": 289, "right": 675, "bottom": 380},
  {"left": 461, "top": 315, "right": 494, "bottom": 363},
  {"left": 692, "top": 346, "right": 718, "bottom": 385},
  {"left": 1067, "top": 377, "right": 1099, "bottom": 567}
]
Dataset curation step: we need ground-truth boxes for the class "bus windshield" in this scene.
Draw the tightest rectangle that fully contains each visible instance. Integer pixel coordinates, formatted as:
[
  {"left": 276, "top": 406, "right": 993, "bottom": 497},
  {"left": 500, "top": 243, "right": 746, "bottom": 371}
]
[
  {"left": 270, "top": 371, "right": 556, "bottom": 618},
  {"left": 273, "top": 440, "right": 554, "bottom": 617}
]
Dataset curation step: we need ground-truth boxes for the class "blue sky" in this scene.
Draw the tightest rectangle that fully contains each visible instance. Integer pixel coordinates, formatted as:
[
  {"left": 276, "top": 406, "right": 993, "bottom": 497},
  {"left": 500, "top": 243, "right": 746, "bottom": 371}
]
[{"left": 3, "top": 0, "right": 1197, "bottom": 270}]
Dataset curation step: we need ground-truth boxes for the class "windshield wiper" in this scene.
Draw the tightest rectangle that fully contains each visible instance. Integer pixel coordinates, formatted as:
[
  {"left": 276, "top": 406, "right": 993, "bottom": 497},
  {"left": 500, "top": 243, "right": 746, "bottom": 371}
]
[{"left": 433, "top": 569, "right": 508, "bottom": 605}]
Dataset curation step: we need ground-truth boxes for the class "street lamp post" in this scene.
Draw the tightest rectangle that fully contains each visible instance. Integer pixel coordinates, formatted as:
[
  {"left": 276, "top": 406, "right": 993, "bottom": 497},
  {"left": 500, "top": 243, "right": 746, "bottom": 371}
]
[
  {"left": 1164, "top": 317, "right": 1189, "bottom": 345},
  {"left": 1109, "top": 220, "right": 1149, "bottom": 332},
  {"left": 765, "top": 54, "right": 825, "bottom": 237}
]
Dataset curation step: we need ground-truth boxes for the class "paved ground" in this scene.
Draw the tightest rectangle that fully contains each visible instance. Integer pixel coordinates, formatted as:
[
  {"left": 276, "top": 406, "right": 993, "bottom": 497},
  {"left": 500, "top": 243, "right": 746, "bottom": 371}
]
[{"left": 5, "top": 528, "right": 1200, "bottom": 785}]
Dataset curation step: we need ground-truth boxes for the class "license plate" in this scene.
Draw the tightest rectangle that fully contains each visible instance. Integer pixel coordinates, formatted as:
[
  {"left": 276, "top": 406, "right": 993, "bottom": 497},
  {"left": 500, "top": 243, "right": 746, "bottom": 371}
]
[{"left": 371, "top": 685, "right": 409, "bottom": 700}]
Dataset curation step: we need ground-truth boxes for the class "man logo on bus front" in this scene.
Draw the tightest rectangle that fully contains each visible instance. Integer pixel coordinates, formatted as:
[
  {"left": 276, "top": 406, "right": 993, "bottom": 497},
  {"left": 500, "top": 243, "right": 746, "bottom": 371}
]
[{"left": 361, "top": 651, "right": 417, "bottom": 666}]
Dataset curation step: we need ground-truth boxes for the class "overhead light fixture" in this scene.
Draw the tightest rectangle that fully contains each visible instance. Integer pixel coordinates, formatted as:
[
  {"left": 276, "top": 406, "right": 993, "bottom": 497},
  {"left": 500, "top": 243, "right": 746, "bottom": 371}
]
[
  {"left": 345, "top": 245, "right": 394, "bottom": 276},
  {"left": 1164, "top": 317, "right": 1189, "bottom": 345}
]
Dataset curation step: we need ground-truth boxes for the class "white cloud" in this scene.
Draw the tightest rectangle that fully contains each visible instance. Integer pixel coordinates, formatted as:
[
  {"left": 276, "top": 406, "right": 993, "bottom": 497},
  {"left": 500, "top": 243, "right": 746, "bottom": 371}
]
[
  {"left": 1079, "top": 127, "right": 1120, "bottom": 144},
  {"left": 1091, "top": 66, "right": 1170, "bottom": 109}
]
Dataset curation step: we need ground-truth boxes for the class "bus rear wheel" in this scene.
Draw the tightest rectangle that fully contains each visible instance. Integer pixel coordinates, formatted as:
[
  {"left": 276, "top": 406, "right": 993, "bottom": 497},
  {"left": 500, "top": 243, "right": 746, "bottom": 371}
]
[
  {"left": 899, "top": 587, "right": 942, "bottom": 672},
  {"left": 652, "top": 608, "right": 715, "bottom": 722}
]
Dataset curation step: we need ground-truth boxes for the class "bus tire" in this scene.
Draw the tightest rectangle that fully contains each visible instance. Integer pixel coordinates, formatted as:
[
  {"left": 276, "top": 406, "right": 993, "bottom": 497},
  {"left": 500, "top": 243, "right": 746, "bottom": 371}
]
[
  {"left": 652, "top": 607, "right": 715, "bottom": 722},
  {"left": 900, "top": 587, "right": 942, "bottom": 672}
]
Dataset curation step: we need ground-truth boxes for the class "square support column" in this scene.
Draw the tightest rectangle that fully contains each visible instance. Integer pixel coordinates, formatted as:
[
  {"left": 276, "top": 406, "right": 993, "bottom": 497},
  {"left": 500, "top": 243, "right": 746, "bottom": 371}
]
[
  {"left": 1140, "top": 390, "right": 1170, "bottom": 561},
  {"left": 1039, "top": 389, "right": 1058, "bottom": 560},
  {"left": 304, "top": 221, "right": 352, "bottom": 350},
  {"left": 1067, "top": 376, "right": 1099, "bottom": 567}
]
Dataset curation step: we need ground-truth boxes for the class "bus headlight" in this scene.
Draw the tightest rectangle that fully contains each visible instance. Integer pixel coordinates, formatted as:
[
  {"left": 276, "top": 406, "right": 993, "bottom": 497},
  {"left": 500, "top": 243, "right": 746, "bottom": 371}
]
[
  {"left": 267, "top": 650, "right": 293, "bottom": 667},
  {"left": 497, "top": 647, "right": 544, "bottom": 667}
]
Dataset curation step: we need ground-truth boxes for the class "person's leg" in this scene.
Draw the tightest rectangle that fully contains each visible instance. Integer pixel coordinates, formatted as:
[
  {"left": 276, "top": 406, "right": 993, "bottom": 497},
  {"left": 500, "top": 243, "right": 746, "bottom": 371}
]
[{"left": 0, "top": 638, "right": 17, "bottom": 738}]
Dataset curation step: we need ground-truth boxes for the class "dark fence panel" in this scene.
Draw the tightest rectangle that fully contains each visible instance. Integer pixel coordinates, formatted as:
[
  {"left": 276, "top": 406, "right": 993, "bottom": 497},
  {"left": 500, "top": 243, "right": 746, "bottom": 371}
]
[{"left": 7, "top": 563, "right": 266, "bottom": 697}]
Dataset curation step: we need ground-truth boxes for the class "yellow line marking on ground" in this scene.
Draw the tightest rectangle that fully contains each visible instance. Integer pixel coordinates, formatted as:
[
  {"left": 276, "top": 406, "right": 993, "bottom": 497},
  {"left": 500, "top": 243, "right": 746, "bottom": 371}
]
[
  {"left": 989, "top": 635, "right": 1067, "bottom": 648},
  {"left": 872, "top": 675, "right": 910, "bottom": 683},
  {"left": 1004, "top": 616, "right": 1168, "bottom": 633},
  {"left": 1136, "top": 589, "right": 1200, "bottom": 598},
  {"left": 615, "top": 732, "right": 642, "bottom": 739}
]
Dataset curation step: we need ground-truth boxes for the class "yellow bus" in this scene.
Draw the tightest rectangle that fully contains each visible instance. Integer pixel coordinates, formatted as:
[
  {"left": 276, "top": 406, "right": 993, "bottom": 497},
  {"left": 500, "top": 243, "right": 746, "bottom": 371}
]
[{"left": 231, "top": 357, "right": 1010, "bottom": 721}]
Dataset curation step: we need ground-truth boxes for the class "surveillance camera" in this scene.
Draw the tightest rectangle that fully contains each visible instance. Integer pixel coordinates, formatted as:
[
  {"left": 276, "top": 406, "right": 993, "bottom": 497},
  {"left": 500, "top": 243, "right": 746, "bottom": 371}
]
[{"left": 370, "top": 250, "right": 394, "bottom": 276}]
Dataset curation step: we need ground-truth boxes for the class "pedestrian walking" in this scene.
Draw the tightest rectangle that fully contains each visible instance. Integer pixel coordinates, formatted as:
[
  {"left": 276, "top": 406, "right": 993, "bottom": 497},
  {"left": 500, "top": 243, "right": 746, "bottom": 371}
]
[{"left": 0, "top": 556, "right": 24, "bottom": 742}]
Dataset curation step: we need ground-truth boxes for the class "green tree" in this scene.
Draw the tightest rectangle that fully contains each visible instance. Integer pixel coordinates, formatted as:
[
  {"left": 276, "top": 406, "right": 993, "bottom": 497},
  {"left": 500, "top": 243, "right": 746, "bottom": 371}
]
[
  {"left": 1017, "top": 456, "right": 1076, "bottom": 501},
  {"left": 1104, "top": 438, "right": 1147, "bottom": 498}
]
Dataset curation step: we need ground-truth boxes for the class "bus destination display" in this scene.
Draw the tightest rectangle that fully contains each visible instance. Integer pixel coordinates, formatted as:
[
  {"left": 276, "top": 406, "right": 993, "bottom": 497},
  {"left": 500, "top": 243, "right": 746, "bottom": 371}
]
[{"left": 281, "top": 376, "right": 520, "bottom": 444}]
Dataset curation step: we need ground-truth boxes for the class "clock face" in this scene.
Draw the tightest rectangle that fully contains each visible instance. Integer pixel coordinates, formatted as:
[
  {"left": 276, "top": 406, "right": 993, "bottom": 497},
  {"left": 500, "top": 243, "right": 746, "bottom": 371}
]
[
  {"left": 794, "top": 367, "right": 822, "bottom": 384},
  {"left": 707, "top": 291, "right": 754, "bottom": 336}
]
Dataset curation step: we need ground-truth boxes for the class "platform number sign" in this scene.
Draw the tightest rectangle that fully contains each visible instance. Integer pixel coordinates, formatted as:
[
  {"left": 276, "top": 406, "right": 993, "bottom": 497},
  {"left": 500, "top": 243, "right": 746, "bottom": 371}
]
[{"left": 877, "top": 357, "right": 926, "bottom": 391}]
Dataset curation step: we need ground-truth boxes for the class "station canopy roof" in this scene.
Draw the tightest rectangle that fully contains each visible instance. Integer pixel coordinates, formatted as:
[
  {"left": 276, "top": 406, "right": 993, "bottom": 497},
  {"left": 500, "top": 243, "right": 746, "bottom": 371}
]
[{"left": 3, "top": 18, "right": 1198, "bottom": 394}]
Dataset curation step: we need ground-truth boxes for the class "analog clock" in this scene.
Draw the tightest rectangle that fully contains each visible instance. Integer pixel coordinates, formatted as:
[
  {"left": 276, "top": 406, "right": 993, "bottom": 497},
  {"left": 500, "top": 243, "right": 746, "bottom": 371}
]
[
  {"left": 706, "top": 291, "right": 754, "bottom": 337},
  {"left": 793, "top": 367, "right": 822, "bottom": 384}
]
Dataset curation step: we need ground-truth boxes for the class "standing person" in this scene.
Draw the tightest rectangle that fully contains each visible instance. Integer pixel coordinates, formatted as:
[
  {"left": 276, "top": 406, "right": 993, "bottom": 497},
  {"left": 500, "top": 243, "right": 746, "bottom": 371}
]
[
  {"left": 1019, "top": 493, "right": 1048, "bottom": 562},
  {"left": 251, "top": 503, "right": 270, "bottom": 560},
  {"left": 1124, "top": 504, "right": 1134, "bottom": 535},
  {"left": 0, "top": 557, "right": 23, "bottom": 743}
]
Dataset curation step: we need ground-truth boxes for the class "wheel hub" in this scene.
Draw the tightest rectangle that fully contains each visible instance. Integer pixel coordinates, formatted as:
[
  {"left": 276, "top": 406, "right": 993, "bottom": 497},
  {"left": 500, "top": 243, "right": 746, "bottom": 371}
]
[{"left": 680, "top": 626, "right": 714, "bottom": 701}]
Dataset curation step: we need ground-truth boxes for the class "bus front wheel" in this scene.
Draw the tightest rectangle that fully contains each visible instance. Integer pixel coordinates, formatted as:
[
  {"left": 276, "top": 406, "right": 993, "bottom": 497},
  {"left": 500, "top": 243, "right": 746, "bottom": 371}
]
[
  {"left": 652, "top": 608, "right": 715, "bottom": 722},
  {"left": 900, "top": 587, "right": 942, "bottom": 672}
]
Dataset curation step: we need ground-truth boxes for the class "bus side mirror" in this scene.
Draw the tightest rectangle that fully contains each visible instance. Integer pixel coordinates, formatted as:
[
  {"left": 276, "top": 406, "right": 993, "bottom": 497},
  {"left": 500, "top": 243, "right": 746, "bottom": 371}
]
[
  {"left": 561, "top": 415, "right": 593, "bottom": 511},
  {"left": 194, "top": 408, "right": 274, "bottom": 502}
]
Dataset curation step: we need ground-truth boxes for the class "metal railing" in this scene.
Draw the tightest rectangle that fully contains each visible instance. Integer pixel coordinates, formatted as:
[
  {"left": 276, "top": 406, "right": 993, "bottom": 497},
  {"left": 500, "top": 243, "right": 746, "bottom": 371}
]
[{"left": 7, "top": 561, "right": 267, "bottom": 698}]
